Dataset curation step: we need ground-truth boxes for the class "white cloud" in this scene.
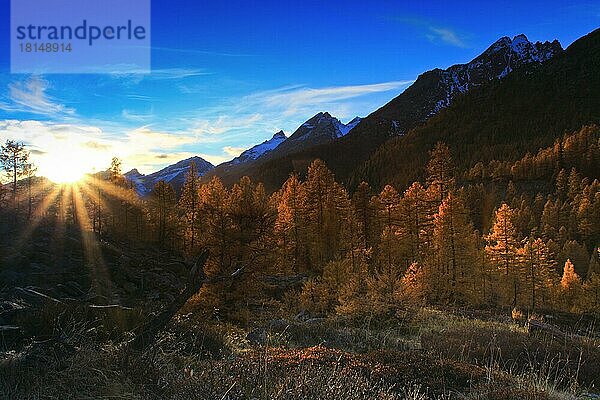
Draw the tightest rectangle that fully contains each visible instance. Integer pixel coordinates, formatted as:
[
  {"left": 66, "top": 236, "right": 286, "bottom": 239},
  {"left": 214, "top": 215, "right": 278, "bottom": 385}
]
[
  {"left": 426, "top": 27, "right": 469, "bottom": 48},
  {"left": 125, "top": 127, "right": 198, "bottom": 149},
  {"left": 397, "top": 17, "right": 470, "bottom": 48},
  {"left": 0, "top": 77, "right": 76, "bottom": 116},
  {"left": 223, "top": 146, "right": 246, "bottom": 157},
  {"left": 122, "top": 109, "right": 154, "bottom": 122},
  {"left": 192, "top": 113, "right": 263, "bottom": 136},
  {"left": 0, "top": 120, "right": 112, "bottom": 181},
  {"left": 0, "top": 120, "right": 213, "bottom": 176},
  {"left": 244, "top": 81, "right": 413, "bottom": 117},
  {"left": 104, "top": 67, "right": 211, "bottom": 84}
]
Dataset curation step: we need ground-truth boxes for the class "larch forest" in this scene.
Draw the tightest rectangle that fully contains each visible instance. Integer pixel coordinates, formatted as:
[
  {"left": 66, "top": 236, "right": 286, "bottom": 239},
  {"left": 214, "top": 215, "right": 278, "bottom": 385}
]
[{"left": 1, "top": 21, "right": 600, "bottom": 400}]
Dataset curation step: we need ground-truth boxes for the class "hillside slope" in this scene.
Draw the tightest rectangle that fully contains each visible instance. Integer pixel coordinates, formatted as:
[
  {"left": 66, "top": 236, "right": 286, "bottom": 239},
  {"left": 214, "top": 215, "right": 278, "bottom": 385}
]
[
  {"left": 350, "top": 27, "right": 600, "bottom": 191},
  {"left": 213, "top": 34, "right": 563, "bottom": 190}
]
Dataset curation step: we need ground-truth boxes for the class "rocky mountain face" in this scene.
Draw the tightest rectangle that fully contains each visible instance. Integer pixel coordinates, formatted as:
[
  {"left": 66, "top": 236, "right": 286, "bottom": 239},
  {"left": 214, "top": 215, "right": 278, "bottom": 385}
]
[
  {"left": 273, "top": 112, "right": 362, "bottom": 155},
  {"left": 203, "top": 113, "right": 362, "bottom": 185},
  {"left": 216, "top": 34, "right": 563, "bottom": 191},
  {"left": 125, "top": 156, "right": 214, "bottom": 195},
  {"left": 349, "top": 28, "right": 600, "bottom": 191},
  {"left": 374, "top": 34, "right": 562, "bottom": 133},
  {"left": 421, "top": 34, "right": 562, "bottom": 117},
  {"left": 126, "top": 33, "right": 567, "bottom": 194}
]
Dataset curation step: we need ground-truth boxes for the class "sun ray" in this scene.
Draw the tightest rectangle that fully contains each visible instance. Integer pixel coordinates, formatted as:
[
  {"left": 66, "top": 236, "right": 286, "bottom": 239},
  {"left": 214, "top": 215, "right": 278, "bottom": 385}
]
[
  {"left": 71, "top": 183, "right": 114, "bottom": 303},
  {"left": 82, "top": 178, "right": 140, "bottom": 207},
  {"left": 77, "top": 180, "right": 113, "bottom": 219},
  {"left": 48, "top": 185, "right": 69, "bottom": 266},
  {"left": 10, "top": 185, "right": 62, "bottom": 254}
]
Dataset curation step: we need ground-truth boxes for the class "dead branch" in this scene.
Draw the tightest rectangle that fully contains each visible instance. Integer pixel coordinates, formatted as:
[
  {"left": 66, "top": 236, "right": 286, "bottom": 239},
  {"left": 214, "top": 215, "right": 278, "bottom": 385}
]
[
  {"left": 129, "top": 250, "right": 211, "bottom": 350},
  {"left": 15, "top": 287, "right": 63, "bottom": 305},
  {"left": 88, "top": 304, "right": 133, "bottom": 311},
  {"left": 527, "top": 320, "right": 566, "bottom": 340}
]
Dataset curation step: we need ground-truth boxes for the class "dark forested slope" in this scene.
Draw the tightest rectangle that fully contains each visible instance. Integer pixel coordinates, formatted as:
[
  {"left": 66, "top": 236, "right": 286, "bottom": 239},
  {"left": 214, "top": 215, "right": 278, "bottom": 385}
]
[{"left": 350, "top": 28, "right": 600, "bottom": 191}]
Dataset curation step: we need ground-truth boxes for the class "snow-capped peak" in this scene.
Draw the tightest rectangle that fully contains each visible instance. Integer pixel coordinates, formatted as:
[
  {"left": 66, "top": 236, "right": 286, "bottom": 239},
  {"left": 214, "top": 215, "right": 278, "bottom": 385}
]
[
  {"left": 289, "top": 112, "right": 362, "bottom": 142},
  {"left": 430, "top": 33, "right": 562, "bottom": 114},
  {"left": 231, "top": 130, "right": 287, "bottom": 164},
  {"left": 124, "top": 156, "right": 214, "bottom": 196}
]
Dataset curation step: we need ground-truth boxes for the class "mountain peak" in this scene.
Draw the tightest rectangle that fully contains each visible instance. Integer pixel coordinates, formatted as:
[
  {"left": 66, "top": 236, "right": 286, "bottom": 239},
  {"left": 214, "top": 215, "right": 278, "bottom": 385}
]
[
  {"left": 421, "top": 33, "right": 563, "bottom": 114},
  {"left": 124, "top": 168, "right": 143, "bottom": 178},
  {"left": 227, "top": 130, "right": 288, "bottom": 165},
  {"left": 304, "top": 111, "right": 335, "bottom": 125},
  {"left": 513, "top": 33, "right": 528, "bottom": 40},
  {"left": 482, "top": 33, "right": 561, "bottom": 61},
  {"left": 272, "top": 130, "right": 287, "bottom": 140},
  {"left": 286, "top": 112, "right": 362, "bottom": 144},
  {"left": 125, "top": 156, "right": 214, "bottom": 196}
]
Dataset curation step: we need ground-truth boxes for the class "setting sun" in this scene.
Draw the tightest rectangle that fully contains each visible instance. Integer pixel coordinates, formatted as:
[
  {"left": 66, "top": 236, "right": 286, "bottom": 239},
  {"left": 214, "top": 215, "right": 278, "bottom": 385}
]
[{"left": 38, "top": 151, "right": 97, "bottom": 184}]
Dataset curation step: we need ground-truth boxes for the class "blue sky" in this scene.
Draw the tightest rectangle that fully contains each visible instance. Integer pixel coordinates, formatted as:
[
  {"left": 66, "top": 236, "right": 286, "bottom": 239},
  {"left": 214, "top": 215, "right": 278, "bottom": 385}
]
[{"left": 0, "top": 0, "right": 598, "bottom": 176}]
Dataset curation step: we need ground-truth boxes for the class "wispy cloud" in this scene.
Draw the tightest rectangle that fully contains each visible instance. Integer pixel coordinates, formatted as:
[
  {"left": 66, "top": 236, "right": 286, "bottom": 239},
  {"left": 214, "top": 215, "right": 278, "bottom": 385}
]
[
  {"left": 84, "top": 67, "right": 212, "bottom": 86},
  {"left": 122, "top": 109, "right": 154, "bottom": 122},
  {"left": 152, "top": 46, "right": 256, "bottom": 57},
  {"left": 223, "top": 146, "right": 246, "bottom": 157},
  {"left": 242, "top": 81, "right": 413, "bottom": 117},
  {"left": 191, "top": 113, "right": 263, "bottom": 136},
  {"left": 144, "top": 68, "right": 213, "bottom": 80},
  {"left": 125, "top": 127, "right": 198, "bottom": 149},
  {"left": 396, "top": 17, "right": 470, "bottom": 48},
  {"left": 0, "top": 76, "right": 75, "bottom": 117},
  {"left": 426, "top": 27, "right": 468, "bottom": 48}
]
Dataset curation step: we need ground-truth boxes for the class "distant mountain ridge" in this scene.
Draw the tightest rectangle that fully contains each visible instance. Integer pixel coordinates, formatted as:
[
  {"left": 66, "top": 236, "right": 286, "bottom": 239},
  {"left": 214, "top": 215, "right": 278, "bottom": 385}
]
[
  {"left": 125, "top": 156, "right": 214, "bottom": 195},
  {"left": 208, "top": 33, "right": 563, "bottom": 190},
  {"left": 272, "top": 112, "right": 362, "bottom": 156},
  {"left": 124, "top": 32, "right": 573, "bottom": 194},
  {"left": 203, "top": 113, "right": 362, "bottom": 184}
]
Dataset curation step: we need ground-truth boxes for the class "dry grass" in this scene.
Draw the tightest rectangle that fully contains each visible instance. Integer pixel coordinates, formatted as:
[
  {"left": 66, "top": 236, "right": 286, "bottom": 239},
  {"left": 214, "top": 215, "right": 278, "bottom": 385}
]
[{"left": 1, "top": 306, "right": 598, "bottom": 399}]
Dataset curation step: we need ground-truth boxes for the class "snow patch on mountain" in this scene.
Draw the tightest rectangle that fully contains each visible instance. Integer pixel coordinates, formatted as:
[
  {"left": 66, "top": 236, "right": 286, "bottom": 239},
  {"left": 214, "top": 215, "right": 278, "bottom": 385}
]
[
  {"left": 231, "top": 130, "right": 287, "bottom": 164},
  {"left": 430, "top": 34, "right": 562, "bottom": 114},
  {"left": 336, "top": 116, "right": 362, "bottom": 137},
  {"left": 124, "top": 156, "right": 214, "bottom": 196}
]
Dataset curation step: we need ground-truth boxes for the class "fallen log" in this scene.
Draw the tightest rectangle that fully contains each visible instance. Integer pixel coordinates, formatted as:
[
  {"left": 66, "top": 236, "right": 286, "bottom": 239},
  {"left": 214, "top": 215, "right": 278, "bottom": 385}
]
[
  {"left": 129, "top": 251, "right": 210, "bottom": 350},
  {"left": 527, "top": 320, "right": 567, "bottom": 340},
  {"left": 88, "top": 304, "right": 134, "bottom": 311},
  {"left": 15, "top": 287, "right": 63, "bottom": 305}
]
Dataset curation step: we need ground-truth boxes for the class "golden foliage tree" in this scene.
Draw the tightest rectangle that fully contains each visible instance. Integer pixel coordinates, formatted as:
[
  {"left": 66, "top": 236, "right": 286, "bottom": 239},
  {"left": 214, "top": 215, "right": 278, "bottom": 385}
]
[
  {"left": 178, "top": 162, "right": 201, "bottom": 254},
  {"left": 432, "top": 192, "right": 480, "bottom": 304},
  {"left": 486, "top": 203, "right": 521, "bottom": 307},
  {"left": 560, "top": 259, "right": 583, "bottom": 312}
]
